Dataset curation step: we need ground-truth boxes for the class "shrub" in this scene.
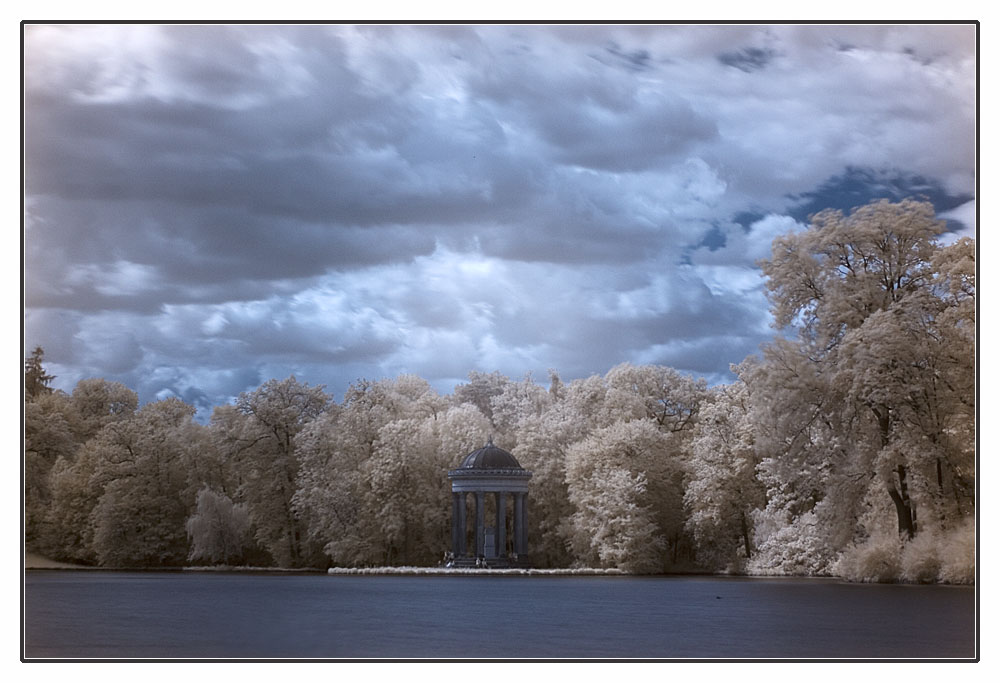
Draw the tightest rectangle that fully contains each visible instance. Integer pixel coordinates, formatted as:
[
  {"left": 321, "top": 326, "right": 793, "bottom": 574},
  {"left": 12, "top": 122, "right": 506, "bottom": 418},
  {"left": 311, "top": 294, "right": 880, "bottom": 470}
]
[
  {"left": 937, "top": 518, "right": 975, "bottom": 584},
  {"left": 747, "top": 511, "right": 834, "bottom": 576},
  {"left": 833, "top": 533, "right": 902, "bottom": 583},
  {"left": 901, "top": 529, "right": 940, "bottom": 583}
]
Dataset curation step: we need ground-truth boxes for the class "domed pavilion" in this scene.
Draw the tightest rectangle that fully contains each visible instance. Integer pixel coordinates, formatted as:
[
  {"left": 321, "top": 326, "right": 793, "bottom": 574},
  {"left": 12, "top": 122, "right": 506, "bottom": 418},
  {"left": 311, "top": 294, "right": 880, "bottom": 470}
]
[{"left": 448, "top": 437, "right": 532, "bottom": 568}]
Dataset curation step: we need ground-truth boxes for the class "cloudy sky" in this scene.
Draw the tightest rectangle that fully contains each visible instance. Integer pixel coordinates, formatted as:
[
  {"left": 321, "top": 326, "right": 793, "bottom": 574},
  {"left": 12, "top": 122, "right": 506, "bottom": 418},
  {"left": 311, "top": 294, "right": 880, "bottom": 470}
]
[{"left": 22, "top": 23, "right": 976, "bottom": 418}]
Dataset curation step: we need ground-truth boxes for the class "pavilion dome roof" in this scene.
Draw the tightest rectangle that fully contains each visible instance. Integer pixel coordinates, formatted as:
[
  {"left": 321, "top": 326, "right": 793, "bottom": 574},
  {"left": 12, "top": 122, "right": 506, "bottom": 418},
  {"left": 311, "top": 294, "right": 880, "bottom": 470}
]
[{"left": 458, "top": 437, "right": 523, "bottom": 470}]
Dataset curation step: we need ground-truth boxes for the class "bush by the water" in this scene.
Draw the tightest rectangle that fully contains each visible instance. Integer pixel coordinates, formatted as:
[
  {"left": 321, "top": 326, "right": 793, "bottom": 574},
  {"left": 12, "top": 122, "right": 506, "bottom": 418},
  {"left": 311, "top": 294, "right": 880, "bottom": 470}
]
[
  {"left": 834, "top": 533, "right": 902, "bottom": 583},
  {"left": 936, "top": 519, "right": 976, "bottom": 585},
  {"left": 834, "top": 520, "right": 974, "bottom": 584}
]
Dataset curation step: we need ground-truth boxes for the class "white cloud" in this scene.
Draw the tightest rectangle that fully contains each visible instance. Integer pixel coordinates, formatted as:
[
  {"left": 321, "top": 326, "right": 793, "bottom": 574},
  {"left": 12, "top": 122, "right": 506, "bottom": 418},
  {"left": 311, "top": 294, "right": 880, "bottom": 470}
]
[
  {"left": 65, "top": 261, "right": 162, "bottom": 297},
  {"left": 939, "top": 200, "right": 976, "bottom": 243},
  {"left": 692, "top": 214, "right": 807, "bottom": 268}
]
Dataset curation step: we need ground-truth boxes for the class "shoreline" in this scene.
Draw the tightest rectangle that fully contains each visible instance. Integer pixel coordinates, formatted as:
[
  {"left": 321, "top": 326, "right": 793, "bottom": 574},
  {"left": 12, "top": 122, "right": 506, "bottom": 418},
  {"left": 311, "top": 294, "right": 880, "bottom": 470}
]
[{"left": 23, "top": 553, "right": 974, "bottom": 585}]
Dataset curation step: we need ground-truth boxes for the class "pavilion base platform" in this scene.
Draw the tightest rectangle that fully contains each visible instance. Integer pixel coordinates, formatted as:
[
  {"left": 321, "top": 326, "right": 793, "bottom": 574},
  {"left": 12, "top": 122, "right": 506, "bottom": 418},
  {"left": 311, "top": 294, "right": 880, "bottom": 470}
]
[
  {"left": 447, "top": 555, "right": 531, "bottom": 569},
  {"left": 328, "top": 565, "right": 625, "bottom": 575}
]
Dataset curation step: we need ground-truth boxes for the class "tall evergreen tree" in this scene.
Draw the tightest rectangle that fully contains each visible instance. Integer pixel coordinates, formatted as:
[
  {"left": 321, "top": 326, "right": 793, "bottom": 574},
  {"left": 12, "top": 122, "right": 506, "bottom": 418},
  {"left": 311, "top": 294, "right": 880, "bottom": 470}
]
[{"left": 24, "top": 346, "right": 54, "bottom": 399}]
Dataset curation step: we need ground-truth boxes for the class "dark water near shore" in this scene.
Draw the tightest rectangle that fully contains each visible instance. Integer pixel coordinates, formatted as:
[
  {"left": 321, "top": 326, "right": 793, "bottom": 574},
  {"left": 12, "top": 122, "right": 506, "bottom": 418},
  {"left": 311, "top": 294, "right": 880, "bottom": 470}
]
[{"left": 24, "top": 571, "right": 975, "bottom": 659}]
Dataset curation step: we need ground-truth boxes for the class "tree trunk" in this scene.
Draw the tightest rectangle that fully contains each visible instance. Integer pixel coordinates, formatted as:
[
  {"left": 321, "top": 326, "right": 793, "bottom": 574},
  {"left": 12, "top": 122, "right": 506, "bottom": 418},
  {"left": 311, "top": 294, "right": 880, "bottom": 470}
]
[
  {"left": 887, "top": 464, "right": 915, "bottom": 539},
  {"left": 740, "top": 510, "right": 752, "bottom": 559},
  {"left": 952, "top": 478, "right": 966, "bottom": 517},
  {"left": 873, "top": 405, "right": 915, "bottom": 539}
]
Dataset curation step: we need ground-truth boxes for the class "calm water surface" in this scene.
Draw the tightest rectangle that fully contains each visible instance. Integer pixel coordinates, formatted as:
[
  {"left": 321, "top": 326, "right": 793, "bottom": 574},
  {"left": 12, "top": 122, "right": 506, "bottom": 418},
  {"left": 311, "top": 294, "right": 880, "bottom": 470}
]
[{"left": 24, "top": 571, "right": 975, "bottom": 659}]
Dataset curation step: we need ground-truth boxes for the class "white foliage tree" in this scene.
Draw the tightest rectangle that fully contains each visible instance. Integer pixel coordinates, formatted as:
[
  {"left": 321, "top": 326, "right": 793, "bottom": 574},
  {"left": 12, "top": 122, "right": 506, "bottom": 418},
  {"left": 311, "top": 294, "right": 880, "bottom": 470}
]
[
  {"left": 565, "top": 420, "right": 672, "bottom": 572},
  {"left": 89, "top": 398, "right": 197, "bottom": 567},
  {"left": 221, "top": 376, "right": 330, "bottom": 567},
  {"left": 488, "top": 373, "right": 553, "bottom": 447},
  {"left": 754, "top": 198, "right": 975, "bottom": 579},
  {"left": 292, "top": 404, "right": 373, "bottom": 567},
  {"left": 25, "top": 392, "right": 77, "bottom": 550},
  {"left": 294, "top": 376, "right": 475, "bottom": 568},
  {"left": 605, "top": 363, "right": 707, "bottom": 433},
  {"left": 43, "top": 442, "right": 103, "bottom": 564},
  {"left": 684, "top": 378, "right": 765, "bottom": 571},
  {"left": 454, "top": 370, "right": 512, "bottom": 426},
  {"left": 68, "top": 378, "right": 139, "bottom": 442},
  {"left": 509, "top": 404, "right": 579, "bottom": 568},
  {"left": 186, "top": 487, "right": 253, "bottom": 565}
]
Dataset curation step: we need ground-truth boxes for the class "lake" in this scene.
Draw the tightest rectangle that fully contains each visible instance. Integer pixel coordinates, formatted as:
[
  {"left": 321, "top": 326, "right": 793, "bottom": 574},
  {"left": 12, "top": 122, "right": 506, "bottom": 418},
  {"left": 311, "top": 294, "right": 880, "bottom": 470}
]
[{"left": 23, "top": 571, "right": 975, "bottom": 660}]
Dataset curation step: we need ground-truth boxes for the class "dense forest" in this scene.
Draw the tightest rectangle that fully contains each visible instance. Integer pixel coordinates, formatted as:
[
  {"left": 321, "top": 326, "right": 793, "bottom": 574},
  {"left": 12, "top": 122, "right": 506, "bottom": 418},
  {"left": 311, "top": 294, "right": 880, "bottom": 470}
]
[{"left": 23, "top": 200, "right": 976, "bottom": 582}]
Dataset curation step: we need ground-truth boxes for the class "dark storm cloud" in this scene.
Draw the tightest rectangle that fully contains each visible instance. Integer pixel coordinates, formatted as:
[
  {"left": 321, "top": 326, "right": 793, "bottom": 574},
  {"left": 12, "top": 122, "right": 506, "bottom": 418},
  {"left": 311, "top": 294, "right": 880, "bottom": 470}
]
[
  {"left": 466, "top": 45, "right": 718, "bottom": 173},
  {"left": 602, "top": 42, "right": 654, "bottom": 72},
  {"left": 24, "top": 95, "right": 485, "bottom": 227},
  {"left": 22, "top": 24, "right": 976, "bottom": 416},
  {"left": 718, "top": 47, "right": 777, "bottom": 72}
]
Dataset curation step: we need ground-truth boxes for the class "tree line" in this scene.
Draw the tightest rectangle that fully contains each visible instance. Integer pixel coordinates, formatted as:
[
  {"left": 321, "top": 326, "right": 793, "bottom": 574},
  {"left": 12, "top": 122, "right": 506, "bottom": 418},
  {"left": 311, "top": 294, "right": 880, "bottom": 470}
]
[{"left": 24, "top": 199, "right": 975, "bottom": 582}]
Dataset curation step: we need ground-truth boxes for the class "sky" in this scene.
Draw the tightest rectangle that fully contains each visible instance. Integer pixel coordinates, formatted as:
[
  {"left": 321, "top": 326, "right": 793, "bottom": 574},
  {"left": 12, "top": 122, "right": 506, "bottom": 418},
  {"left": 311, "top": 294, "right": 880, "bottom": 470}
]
[{"left": 22, "top": 22, "right": 977, "bottom": 419}]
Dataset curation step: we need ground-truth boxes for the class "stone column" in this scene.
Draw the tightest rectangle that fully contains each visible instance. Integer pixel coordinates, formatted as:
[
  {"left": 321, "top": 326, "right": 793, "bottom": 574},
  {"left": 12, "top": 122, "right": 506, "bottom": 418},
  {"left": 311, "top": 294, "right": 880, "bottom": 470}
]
[
  {"left": 452, "top": 492, "right": 465, "bottom": 556},
  {"left": 496, "top": 491, "right": 507, "bottom": 558},
  {"left": 513, "top": 492, "right": 524, "bottom": 555},
  {"left": 520, "top": 493, "right": 528, "bottom": 556},
  {"left": 475, "top": 491, "right": 486, "bottom": 558},
  {"left": 461, "top": 492, "right": 468, "bottom": 556}
]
